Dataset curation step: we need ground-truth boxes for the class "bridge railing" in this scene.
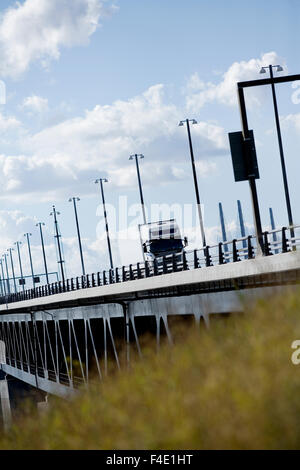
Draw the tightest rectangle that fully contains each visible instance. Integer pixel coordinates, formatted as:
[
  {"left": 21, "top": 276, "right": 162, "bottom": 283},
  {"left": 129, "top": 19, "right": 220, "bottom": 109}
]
[
  {"left": 0, "top": 225, "right": 298, "bottom": 306},
  {"left": 4, "top": 356, "right": 85, "bottom": 388},
  {"left": 262, "top": 225, "right": 300, "bottom": 255}
]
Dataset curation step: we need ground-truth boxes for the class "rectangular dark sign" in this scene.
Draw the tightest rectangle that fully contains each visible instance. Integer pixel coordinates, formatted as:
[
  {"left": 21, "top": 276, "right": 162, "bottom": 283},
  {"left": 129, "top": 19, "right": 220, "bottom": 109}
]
[{"left": 229, "top": 130, "right": 259, "bottom": 182}]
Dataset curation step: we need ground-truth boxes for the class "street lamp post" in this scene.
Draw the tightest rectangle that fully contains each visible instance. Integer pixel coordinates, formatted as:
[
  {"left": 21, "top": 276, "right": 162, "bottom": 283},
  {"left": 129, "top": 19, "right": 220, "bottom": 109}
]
[
  {"left": 14, "top": 242, "right": 25, "bottom": 292},
  {"left": 36, "top": 223, "right": 49, "bottom": 285},
  {"left": 0, "top": 268, "right": 3, "bottom": 296},
  {"left": 237, "top": 85, "right": 264, "bottom": 254},
  {"left": 95, "top": 178, "right": 113, "bottom": 270},
  {"left": 69, "top": 197, "right": 85, "bottom": 276},
  {"left": 24, "top": 233, "right": 35, "bottom": 288},
  {"left": 260, "top": 64, "right": 295, "bottom": 240},
  {"left": 50, "top": 206, "right": 65, "bottom": 284},
  {"left": 179, "top": 119, "right": 206, "bottom": 247},
  {"left": 7, "top": 248, "right": 17, "bottom": 293},
  {"left": 0, "top": 260, "right": 6, "bottom": 296},
  {"left": 2, "top": 254, "right": 10, "bottom": 294},
  {"left": 129, "top": 154, "right": 147, "bottom": 225}
]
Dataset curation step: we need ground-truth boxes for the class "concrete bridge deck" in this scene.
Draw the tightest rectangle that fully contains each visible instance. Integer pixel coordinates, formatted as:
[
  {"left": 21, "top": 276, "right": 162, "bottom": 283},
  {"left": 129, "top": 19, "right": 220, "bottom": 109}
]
[{"left": 0, "top": 250, "right": 299, "bottom": 314}]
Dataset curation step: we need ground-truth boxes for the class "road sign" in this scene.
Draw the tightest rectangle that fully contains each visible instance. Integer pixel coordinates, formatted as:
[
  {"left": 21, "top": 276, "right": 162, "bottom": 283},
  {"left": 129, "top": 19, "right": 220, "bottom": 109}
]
[{"left": 229, "top": 130, "right": 259, "bottom": 182}]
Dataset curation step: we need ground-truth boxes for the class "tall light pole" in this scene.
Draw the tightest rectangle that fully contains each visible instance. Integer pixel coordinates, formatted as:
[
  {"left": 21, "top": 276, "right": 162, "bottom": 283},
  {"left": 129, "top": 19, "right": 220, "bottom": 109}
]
[
  {"left": 95, "top": 178, "right": 113, "bottom": 270},
  {"left": 237, "top": 200, "right": 247, "bottom": 250},
  {"left": 36, "top": 223, "right": 49, "bottom": 285},
  {"left": 179, "top": 119, "right": 206, "bottom": 247},
  {"left": 50, "top": 206, "right": 65, "bottom": 283},
  {"left": 14, "top": 242, "right": 25, "bottom": 292},
  {"left": 0, "top": 269, "right": 3, "bottom": 296},
  {"left": 69, "top": 197, "right": 85, "bottom": 276},
  {"left": 2, "top": 254, "right": 10, "bottom": 294},
  {"left": 218, "top": 202, "right": 228, "bottom": 253},
  {"left": 260, "top": 64, "right": 294, "bottom": 240},
  {"left": 0, "top": 260, "right": 6, "bottom": 296},
  {"left": 24, "top": 233, "right": 35, "bottom": 288},
  {"left": 129, "top": 154, "right": 147, "bottom": 225},
  {"left": 7, "top": 248, "right": 17, "bottom": 293}
]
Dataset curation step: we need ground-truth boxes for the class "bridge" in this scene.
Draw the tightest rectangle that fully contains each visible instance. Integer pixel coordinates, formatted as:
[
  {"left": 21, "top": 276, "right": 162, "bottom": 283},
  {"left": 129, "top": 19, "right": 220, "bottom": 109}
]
[{"left": 0, "top": 224, "right": 299, "bottom": 414}]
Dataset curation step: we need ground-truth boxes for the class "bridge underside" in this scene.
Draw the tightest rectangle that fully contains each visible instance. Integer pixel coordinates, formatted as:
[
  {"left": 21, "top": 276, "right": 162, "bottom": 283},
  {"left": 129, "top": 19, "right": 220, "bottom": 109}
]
[{"left": 0, "top": 281, "right": 298, "bottom": 397}]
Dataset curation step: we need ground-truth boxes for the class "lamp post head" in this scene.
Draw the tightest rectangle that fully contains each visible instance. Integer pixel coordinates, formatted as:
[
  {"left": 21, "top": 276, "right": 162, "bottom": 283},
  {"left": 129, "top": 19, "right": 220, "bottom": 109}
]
[
  {"left": 50, "top": 207, "right": 60, "bottom": 216},
  {"left": 24, "top": 233, "right": 32, "bottom": 237},
  {"left": 129, "top": 154, "right": 144, "bottom": 160},
  {"left": 14, "top": 241, "right": 22, "bottom": 246},
  {"left": 95, "top": 178, "right": 108, "bottom": 184},
  {"left": 260, "top": 65, "right": 284, "bottom": 74},
  {"left": 36, "top": 222, "right": 45, "bottom": 227},
  {"left": 179, "top": 119, "right": 197, "bottom": 126},
  {"left": 68, "top": 197, "right": 80, "bottom": 202}
]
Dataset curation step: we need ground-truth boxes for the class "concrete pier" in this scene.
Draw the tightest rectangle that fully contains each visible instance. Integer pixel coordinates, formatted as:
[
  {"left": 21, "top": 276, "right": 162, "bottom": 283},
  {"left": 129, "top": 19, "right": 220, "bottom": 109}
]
[{"left": 0, "top": 370, "right": 12, "bottom": 432}]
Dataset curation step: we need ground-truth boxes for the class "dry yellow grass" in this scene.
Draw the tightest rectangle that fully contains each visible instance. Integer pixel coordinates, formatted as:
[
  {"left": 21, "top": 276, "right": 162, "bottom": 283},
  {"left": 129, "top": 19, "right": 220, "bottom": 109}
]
[{"left": 1, "top": 287, "right": 300, "bottom": 449}]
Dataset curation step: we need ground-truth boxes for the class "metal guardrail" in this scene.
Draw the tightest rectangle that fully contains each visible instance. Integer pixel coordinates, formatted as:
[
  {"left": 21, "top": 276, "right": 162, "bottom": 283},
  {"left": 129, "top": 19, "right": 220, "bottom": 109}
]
[
  {"left": 6, "top": 357, "right": 84, "bottom": 388},
  {"left": 0, "top": 225, "right": 299, "bottom": 306}
]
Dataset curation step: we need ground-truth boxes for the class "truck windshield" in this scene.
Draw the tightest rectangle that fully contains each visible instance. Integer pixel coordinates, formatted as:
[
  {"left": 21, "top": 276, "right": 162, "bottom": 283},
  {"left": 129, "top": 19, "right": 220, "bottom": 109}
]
[{"left": 149, "top": 239, "right": 183, "bottom": 256}]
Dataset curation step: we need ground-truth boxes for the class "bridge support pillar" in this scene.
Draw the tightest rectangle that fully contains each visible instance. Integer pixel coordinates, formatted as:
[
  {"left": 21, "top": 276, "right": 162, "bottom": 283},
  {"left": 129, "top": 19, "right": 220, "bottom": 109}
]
[{"left": 0, "top": 369, "right": 12, "bottom": 432}]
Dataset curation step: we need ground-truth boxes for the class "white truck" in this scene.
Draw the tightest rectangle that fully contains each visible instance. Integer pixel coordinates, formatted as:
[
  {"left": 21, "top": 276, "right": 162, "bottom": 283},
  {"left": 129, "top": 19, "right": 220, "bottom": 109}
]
[{"left": 138, "top": 219, "right": 188, "bottom": 264}]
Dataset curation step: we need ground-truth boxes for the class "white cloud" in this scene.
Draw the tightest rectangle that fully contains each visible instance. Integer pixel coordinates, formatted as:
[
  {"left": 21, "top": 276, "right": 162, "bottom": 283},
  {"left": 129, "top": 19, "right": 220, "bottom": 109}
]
[
  {"left": 21, "top": 95, "right": 49, "bottom": 114},
  {"left": 0, "top": 0, "right": 117, "bottom": 78},
  {"left": 282, "top": 113, "right": 300, "bottom": 131},
  {"left": 192, "top": 121, "right": 227, "bottom": 151},
  {"left": 0, "top": 211, "right": 39, "bottom": 274},
  {"left": 186, "top": 52, "right": 286, "bottom": 111},
  {"left": 195, "top": 161, "right": 218, "bottom": 177},
  {"left": 0, "top": 112, "right": 21, "bottom": 132},
  {"left": 0, "top": 84, "right": 226, "bottom": 202}
]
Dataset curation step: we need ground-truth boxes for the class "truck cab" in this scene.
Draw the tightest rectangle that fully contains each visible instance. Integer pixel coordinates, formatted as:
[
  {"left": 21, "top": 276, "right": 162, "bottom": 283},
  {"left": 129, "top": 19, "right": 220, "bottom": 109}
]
[{"left": 139, "top": 219, "right": 188, "bottom": 263}]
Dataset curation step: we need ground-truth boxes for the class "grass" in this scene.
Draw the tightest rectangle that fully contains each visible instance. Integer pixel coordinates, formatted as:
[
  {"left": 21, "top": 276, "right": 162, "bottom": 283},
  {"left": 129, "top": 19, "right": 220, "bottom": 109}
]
[{"left": 1, "top": 287, "right": 300, "bottom": 449}]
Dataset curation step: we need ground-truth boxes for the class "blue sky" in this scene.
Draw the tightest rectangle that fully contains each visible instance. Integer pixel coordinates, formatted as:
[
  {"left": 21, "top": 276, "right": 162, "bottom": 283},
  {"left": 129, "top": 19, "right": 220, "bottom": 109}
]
[{"left": 0, "top": 0, "right": 299, "bottom": 281}]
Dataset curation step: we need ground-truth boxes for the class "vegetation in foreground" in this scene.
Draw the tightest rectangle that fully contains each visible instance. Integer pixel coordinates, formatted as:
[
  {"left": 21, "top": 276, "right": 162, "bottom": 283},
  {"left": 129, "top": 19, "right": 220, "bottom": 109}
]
[{"left": 1, "top": 288, "right": 300, "bottom": 450}]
